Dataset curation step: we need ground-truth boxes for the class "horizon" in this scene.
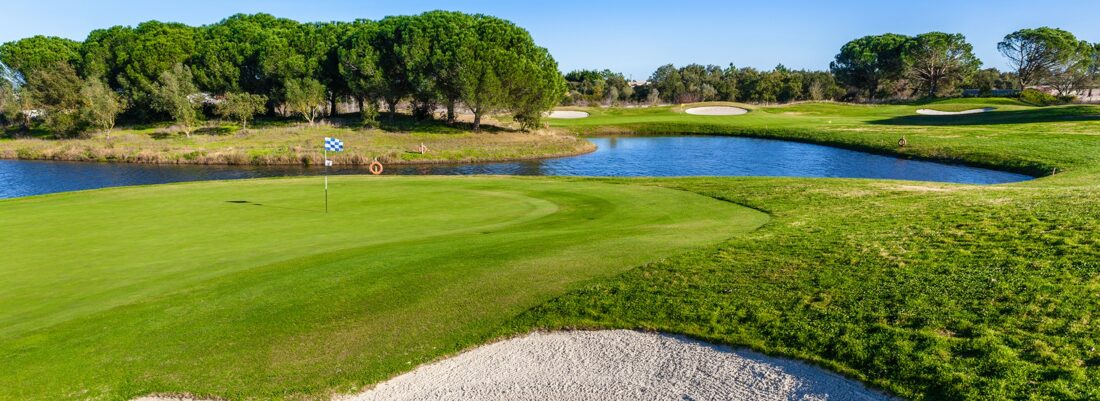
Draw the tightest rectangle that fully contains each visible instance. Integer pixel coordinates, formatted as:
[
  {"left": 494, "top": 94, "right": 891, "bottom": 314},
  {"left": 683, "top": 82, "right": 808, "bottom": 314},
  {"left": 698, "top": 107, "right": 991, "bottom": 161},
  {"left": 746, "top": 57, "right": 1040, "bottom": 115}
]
[{"left": 2, "top": 0, "right": 1100, "bottom": 79}]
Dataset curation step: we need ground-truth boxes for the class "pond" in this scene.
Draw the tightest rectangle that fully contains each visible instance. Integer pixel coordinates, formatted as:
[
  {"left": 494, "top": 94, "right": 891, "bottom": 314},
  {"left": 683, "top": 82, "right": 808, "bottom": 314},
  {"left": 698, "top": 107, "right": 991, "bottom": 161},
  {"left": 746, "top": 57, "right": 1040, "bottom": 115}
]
[{"left": 0, "top": 136, "right": 1032, "bottom": 199}]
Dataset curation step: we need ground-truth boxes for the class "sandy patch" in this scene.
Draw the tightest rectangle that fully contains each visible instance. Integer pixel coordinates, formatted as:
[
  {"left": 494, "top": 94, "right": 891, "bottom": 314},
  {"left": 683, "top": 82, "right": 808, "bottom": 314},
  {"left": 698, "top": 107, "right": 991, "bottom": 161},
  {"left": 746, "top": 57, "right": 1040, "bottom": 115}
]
[
  {"left": 546, "top": 110, "right": 589, "bottom": 119},
  {"left": 132, "top": 396, "right": 213, "bottom": 401},
  {"left": 685, "top": 106, "right": 749, "bottom": 116},
  {"left": 915, "top": 108, "right": 994, "bottom": 116},
  {"left": 342, "top": 330, "right": 894, "bottom": 401}
]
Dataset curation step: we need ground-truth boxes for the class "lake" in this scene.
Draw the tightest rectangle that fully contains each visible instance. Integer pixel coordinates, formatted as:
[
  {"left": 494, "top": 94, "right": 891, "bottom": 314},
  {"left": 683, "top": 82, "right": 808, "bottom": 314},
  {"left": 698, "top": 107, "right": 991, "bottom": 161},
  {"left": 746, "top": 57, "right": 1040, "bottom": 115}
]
[{"left": 0, "top": 136, "right": 1033, "bottom": 199}]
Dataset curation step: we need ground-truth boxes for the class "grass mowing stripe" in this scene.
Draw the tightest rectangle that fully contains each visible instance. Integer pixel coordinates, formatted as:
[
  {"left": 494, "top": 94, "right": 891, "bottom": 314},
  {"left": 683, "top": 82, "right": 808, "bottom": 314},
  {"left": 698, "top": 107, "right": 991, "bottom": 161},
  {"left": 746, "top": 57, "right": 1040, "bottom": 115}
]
[{"left": 0, "top": 176, "right": 766, "bottom": 401}]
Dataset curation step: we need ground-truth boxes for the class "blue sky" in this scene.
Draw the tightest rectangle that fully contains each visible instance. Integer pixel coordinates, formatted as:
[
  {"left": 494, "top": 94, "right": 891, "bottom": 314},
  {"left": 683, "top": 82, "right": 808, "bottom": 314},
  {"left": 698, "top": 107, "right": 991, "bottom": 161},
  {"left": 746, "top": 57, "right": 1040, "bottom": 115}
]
[{"left": 2, "top": 0, "right": 1098, "bottom": 79}]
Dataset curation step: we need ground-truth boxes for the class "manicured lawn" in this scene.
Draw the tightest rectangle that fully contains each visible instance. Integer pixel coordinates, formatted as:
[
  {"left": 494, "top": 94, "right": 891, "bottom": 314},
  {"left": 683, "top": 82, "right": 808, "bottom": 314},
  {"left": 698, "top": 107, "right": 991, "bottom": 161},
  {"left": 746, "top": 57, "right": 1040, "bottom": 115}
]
[{"left": 0, "top": 176, "right": 766, "bottom": 400}]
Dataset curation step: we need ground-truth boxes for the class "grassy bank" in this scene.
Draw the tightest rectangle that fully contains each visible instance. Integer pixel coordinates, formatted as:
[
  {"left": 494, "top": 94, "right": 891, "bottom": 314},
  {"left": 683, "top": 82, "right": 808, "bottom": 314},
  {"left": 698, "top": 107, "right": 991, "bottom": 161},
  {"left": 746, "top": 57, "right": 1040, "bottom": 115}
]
[
  {"left": 0, "top": 118, "right": 593, "bottom": 166},
  {"left": 551, "top": 98, "right": 1100, "bottom": 176},
  {"left": 0, "top": 176, "right": 766, "bottom": 401},
  {"left": 512, "top": 98, "right": 1100, "bottom": 400}
]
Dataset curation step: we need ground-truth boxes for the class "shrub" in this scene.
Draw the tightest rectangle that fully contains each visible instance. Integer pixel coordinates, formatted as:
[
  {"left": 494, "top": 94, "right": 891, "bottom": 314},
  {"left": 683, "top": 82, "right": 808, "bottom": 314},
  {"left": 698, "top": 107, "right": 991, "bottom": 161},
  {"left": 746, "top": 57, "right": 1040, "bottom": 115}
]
[{"left": 1019, "top": 89, "right": 1074, "bottom": 106}]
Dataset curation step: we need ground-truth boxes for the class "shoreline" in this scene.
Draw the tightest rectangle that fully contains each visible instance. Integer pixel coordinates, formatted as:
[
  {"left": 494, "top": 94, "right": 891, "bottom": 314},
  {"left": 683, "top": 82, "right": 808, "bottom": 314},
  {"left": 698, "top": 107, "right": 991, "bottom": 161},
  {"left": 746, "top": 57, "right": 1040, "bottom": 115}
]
[{"left": 0, "top": 142, "right": 598, "bottom": 167}]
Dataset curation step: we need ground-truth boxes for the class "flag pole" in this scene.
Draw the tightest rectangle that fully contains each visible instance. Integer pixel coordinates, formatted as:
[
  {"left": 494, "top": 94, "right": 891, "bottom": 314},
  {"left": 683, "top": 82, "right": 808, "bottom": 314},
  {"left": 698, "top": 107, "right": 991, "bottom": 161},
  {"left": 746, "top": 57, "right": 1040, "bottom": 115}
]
[{"left": 324, "top": 145, "right": 328, "bottom": 214}]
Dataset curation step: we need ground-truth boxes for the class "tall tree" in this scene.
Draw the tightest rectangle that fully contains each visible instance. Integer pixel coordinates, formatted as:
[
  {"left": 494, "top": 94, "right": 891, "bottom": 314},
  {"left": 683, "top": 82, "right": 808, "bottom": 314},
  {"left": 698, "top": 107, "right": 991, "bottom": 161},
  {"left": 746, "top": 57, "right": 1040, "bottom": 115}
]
[
  {"left": 649, "top": 64, "right": 683, "bottom": 103},
  {"left": 371, "top": 15, "right": 416, "bottom": 119},
  {"left": 905, "top": 32, "right": 980, "bottom": 97},
  {"left": 0, "top": 36, "right": 82, "bottom": 80},
  {"left": 998, "top": 27, "right": 1080, "bottom": 89},
  {"left": 81, "top": 25, "right": 136, "bottom": 89},
  {"left": 508, "top": 46, "right": 566, "bottom": 130},
  {"left": 830, "top": 34, "right": 912, "bottom": 100},
  {"left": 150, "top": 64, "right": 201, "bottom": 137},
  {"left": 109, "top": 22, "right": 197, "bottom": 118},
  {"left": 413, "top": 11, "right": 476, "bottom": 123},
  {"left": 0, "top": 71, "right": 18, "bottom": 127},
  {"left": 1089, "top": 43, "right": 1100, "bottom": 97},
  {"left": 1047, "top": 40, "right": 1095, "bottom": 96},
  {"left": 24, "top": 62, "right": 85, "bottom": 136},
  {"left": 458, "top": 22, "right": 507, "bottom": 131},
  {"left": 338, "top": 20, "right": 384, "bottom": 117},
  {"left": 191, "top": 13, "right": 299, "bottom": 97}
]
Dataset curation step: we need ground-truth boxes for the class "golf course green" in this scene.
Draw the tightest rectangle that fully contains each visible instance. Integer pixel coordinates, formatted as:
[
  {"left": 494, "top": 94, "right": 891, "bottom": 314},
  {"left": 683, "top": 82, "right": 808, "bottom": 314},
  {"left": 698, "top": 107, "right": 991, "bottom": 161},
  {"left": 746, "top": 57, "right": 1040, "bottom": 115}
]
[{"left": 0, "top": 176, "right": 766, "bottom": 400}]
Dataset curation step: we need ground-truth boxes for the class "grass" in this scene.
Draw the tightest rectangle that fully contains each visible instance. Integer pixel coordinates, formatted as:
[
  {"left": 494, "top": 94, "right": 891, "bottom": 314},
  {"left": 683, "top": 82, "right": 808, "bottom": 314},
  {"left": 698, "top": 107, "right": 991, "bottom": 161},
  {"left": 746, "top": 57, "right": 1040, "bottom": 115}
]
[
  {"left": 0, "top": 115, "right": 593, "bottom": 166},
  {"left": 4, "top": 97, "right": 1100, "bottom": 400},
  {"left": 0, "top": 176, "right": 766, "bottom": 401},
  {"left": 513, "top": 98, "right": 1100, "bottom": 400}
]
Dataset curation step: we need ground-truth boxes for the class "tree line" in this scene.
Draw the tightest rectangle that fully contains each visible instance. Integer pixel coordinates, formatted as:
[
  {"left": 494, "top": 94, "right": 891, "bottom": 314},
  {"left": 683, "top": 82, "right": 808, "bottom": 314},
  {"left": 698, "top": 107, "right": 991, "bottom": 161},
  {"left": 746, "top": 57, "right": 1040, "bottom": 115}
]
[
  {"left": 566, "top": 27, "right": 1098, "bottom": 105},
  {"left": 0, "top": 11, "right": 565, "bottom": 136}
]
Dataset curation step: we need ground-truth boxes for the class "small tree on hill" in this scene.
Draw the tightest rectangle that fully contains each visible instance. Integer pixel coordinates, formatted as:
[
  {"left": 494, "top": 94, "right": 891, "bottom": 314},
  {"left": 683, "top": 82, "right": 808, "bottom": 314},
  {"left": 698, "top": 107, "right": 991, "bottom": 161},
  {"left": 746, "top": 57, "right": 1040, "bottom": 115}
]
[
  {"left": 151, "top": 64, "right": 201, "bottom": 137},
  {"left": 283, "top": 78, "right": 327, "bottom": 125},
  {"left": 216, "top": 92, "right": 267, "bottom": 130},
  {"left": 80, "top": 79, "right": 126, "bottom": 139}
]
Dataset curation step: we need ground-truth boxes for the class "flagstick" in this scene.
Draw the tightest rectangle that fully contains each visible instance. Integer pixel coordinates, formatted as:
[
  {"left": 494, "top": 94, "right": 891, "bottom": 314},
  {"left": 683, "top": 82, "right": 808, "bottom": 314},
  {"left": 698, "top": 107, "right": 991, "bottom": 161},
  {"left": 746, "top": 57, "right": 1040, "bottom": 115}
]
[{"left": 324, "top": 146, "right": 329, "bottom": 214}]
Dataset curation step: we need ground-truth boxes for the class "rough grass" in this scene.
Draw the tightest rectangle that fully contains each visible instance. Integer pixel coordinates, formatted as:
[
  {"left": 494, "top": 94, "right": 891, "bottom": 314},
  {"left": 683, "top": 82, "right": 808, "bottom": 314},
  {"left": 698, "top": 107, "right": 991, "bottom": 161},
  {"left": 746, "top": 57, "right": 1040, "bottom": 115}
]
[
  {"left": 509, "top": 98, "right": 1100, "bottom": 401},
  {"left": 0, "top": 116, "right": 593, "bottom": 166},
  {"left": 0, "top": 176, "right": 766, "bottom": 401}
]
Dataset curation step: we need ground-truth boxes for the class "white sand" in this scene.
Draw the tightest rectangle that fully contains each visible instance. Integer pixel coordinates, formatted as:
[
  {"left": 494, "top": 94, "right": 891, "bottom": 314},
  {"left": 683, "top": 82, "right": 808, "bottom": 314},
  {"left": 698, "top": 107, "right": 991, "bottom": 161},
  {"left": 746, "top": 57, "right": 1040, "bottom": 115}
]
[
  {"left": 342, "top": 330, "right": 895, "bottom": 401},
  {"left": 685, "top": 106, "right": 749, "bottom": 116},
  {"left": 546, "top": 110, "right": 589, "bottom": 119},
  {"left": 915, "top": 107, "right": 994, "bottom": 115}
]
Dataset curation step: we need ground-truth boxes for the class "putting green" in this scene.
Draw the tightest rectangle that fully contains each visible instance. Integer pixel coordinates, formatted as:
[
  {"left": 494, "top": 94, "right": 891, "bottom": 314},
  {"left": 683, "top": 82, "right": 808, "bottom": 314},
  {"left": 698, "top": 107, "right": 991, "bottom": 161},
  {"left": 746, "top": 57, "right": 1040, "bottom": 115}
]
[{"left": 0, "top": 176, "right": 767, "bottom": 401}]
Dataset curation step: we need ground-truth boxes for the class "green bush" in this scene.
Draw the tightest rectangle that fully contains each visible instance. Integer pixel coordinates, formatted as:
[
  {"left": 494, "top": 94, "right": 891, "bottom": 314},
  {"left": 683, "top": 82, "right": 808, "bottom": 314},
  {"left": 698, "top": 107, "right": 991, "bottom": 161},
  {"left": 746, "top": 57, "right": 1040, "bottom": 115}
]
[{"left": 1019, "top": 89, "right": 1074, "bottom": 106}]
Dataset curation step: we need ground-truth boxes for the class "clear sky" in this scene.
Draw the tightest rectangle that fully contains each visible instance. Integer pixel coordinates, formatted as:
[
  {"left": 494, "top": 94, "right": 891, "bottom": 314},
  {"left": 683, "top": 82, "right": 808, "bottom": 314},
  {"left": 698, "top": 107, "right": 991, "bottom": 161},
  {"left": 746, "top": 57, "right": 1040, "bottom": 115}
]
[{"left": 2, "top": 0, "right": 1098, "bottom": 79}]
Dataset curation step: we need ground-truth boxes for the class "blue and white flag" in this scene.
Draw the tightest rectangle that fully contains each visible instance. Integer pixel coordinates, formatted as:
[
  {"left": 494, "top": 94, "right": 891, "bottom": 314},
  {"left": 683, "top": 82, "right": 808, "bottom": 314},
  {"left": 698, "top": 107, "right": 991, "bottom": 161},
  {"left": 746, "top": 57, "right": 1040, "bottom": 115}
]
[{"left": 324, "top": 137, "right": 344, "bottom": 152}]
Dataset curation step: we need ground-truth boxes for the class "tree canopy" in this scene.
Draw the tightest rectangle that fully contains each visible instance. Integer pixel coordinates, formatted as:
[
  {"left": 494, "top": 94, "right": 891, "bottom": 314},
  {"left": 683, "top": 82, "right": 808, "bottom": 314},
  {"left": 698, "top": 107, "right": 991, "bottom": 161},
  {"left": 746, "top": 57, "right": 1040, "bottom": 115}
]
[
  {"left": 830, "top": 34, "right": 911, "bottom": 100},
  {"left": 0, "top": 11, "right": 565, "bottom": 133},
  {"left": 998, "top": 27, "right": 1082, "bottom": 89},
  {"left": 906, "top": 32, "right": 981, "bottom": 97}
]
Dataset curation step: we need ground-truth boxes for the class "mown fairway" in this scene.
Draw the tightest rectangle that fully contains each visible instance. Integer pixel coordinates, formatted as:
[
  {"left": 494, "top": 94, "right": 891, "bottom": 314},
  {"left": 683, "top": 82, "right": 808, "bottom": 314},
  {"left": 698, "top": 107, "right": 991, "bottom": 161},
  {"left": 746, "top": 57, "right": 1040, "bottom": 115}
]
[{"left": 0, "top": 176, "right": 767, "bottom": 400}]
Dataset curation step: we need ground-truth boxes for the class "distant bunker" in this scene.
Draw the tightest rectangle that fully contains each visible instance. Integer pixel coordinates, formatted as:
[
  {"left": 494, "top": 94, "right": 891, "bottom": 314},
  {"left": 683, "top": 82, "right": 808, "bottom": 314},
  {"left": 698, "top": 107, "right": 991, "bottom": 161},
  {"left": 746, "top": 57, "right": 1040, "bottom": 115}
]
[
  {"left": 916, "top": 107, "right": 995, "bottom": 115},
  {"left": 685, "top": 106, "right": 749, "bottom": 116},
  {"left": 547, "top": 110, "right": 590, "bottom": 119}
]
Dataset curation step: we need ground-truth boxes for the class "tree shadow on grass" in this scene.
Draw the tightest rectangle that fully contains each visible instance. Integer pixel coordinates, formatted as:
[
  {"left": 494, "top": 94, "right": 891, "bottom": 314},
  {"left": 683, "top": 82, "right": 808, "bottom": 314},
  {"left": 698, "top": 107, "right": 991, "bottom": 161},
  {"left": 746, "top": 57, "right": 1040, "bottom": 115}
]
[
  {"left": 870, "top": 106, "right": 1100, "bottom": 126},
  {"left": 225, "top": 200, "right": 319, "bottom": 213}
]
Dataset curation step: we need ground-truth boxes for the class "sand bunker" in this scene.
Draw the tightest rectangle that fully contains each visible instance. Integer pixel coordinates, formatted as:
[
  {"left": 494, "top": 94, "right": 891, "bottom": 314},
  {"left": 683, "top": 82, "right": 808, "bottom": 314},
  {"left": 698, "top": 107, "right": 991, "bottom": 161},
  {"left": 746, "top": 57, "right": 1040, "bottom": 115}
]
[
  {"left": 915, "top": 107, "right": 994, "bottom": 116},
  {"left": 685, "top": 106, "right": 749, "bottom": 116},
  {"left": 343, "top": 330, "right": 893, "bottom": 401},
  {"left": 546, "top": 110, "right": 589, "bottom": 119}
]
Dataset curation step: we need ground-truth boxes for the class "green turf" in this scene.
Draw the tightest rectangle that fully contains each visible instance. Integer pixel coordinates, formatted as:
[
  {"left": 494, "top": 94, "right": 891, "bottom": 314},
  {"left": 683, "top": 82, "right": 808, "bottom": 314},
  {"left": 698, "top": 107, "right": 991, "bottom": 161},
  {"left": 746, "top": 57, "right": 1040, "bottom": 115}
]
[
  {"left": 521, "top": 98, "right": 1100, "bottom": 401},
  {"left": 0, "top": 176, "right": 766, "bottom": 401},
  {"left": 6, "top": 98, "right": 1100, "bottom": 401}
]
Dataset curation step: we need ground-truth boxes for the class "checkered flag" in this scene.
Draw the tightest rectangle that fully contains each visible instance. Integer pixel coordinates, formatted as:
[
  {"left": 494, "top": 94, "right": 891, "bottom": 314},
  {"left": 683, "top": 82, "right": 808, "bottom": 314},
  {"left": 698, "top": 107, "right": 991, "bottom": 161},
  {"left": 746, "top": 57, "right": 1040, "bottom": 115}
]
[{"left": 324, "top": 137, "right": 344, "bottom": 152}]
